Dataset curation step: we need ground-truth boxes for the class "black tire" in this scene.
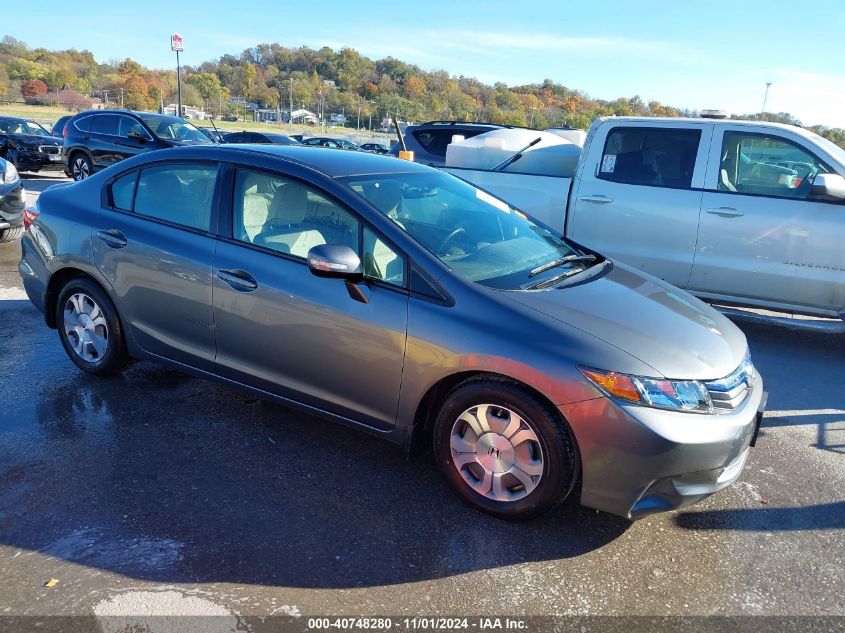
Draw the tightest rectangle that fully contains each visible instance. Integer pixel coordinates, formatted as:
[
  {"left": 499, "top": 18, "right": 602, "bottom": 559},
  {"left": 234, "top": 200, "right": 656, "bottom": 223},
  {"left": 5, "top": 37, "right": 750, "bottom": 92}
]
[
  {"left": 0, "top": 226, "right": 24, "bottom": 243},
  {"left": 69, "top": 152, "right": 92, "bottom": 181},
  {"left": 433, "top": 377, "right": 579, "bottom": 521},
  {"left": 56, "top": 277, "right": 130, "bottom": 376}
]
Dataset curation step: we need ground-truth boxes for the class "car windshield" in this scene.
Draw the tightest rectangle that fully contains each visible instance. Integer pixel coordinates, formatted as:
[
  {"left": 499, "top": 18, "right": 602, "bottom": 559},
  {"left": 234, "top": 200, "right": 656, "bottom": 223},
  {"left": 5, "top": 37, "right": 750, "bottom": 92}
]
[
  {"left": 342, "top": 171, "right": 595, "bottom": 289},
  {"left": 136, "top": 114, "right": 211, "bottom": 144},
  {"left": 0, "top": 119, "right": 50, "bottom": 136}
]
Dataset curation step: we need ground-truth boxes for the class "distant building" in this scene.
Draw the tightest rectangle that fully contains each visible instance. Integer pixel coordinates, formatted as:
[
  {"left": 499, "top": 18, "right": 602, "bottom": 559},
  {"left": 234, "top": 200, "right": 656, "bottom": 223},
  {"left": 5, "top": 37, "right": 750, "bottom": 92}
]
[
  {"left": 55, "top": 88, "right": 103, "bottom": 112},
  {"left": 330, "top": 113, "right": 347, "bottom": 125},
  {"left": 161, "top": 104, "right": 207, "bottom": 119}
]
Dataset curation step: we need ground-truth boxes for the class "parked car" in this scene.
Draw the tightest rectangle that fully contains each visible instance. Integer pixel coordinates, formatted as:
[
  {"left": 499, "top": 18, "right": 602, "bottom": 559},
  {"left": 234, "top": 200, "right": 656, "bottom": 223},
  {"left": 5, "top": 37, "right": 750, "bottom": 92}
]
[
  {"left": 0, "top": 116, "right": 65, "bottom": 175},
  {"left": 62, "top": 110, "right": 213, "bottom": 181},
  {"left": 221, "top": 131, "right": 299, "bottom": 145},
  {"left": 19, "top": 145, "right": 765, "bottom": 521},
  {"left": 0, "top": 156, "right": 25, "bottom": 243},
  {"left": 197, "top": 126, "right": 226, "bottom": 143},
  {"left": 301, "top": 137, "right": 363, "bottom": 151},
  {"left": 436, "top": 117, "right": 845, "bottom": 330},
  {"left": 389, "top": 120, "right": 513, "bottom": 166},
  {"left": 221, "top": 115, "right": 239, "bottom": 122},
  {"left": 51, "top": 115, "right": 73, "bottom": 138},
  {"left": 289, "top": 134, "right": 304, "bottom": 143},
  {"left": 360, "top": 143, "right": 389, "bottom": 154}
]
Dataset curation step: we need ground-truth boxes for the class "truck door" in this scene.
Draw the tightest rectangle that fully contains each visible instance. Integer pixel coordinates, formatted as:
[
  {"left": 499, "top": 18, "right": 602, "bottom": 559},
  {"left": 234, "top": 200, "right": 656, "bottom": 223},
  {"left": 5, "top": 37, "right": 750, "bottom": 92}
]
[
  {"left": 690, "top": 126, "right": 845, "bottom": 314},
  {"left": 568, "top": 122, "right": 712, "bottom": 288}
]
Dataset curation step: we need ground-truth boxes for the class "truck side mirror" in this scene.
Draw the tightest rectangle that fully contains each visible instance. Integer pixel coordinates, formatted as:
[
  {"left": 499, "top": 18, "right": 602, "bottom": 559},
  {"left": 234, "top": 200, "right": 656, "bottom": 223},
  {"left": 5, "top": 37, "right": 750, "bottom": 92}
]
[{"left": 810, "top": 173, "right": 845, "bottom": 201}]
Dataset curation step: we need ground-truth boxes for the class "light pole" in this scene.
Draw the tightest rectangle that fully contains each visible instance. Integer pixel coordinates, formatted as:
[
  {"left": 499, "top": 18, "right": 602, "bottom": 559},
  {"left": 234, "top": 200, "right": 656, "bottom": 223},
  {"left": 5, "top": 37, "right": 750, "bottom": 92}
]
[
  {"left": 761, "top": 81, "right": 772, "bottom": 117},
  {"left": 171, "top": 33, "right": 184, "bottom": 117},
  {"left": 289, "top": 77, "right": 293, "bottom": 134}
]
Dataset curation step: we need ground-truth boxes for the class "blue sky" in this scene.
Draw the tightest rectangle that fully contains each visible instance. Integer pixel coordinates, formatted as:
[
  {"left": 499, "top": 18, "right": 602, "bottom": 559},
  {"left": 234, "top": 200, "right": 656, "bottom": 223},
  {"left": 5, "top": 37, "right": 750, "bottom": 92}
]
[{"left": 6, "top": 0, "right": 845, "bottom": 127}]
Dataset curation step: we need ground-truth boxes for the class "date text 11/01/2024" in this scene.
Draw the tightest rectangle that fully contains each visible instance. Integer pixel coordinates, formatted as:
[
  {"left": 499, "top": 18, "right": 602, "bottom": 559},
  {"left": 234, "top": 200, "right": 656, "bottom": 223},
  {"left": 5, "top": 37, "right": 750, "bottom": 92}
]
[{"left": 306, "top": 617, "right": 527, "bottom": 630}]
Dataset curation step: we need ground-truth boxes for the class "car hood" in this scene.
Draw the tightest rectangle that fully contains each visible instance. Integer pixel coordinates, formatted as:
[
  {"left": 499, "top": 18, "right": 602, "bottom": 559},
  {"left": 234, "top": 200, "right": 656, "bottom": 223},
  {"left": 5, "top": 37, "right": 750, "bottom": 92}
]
[
  {"left": 505, "top": 263, "right": 747, "bottom": 380},
  {"left": 13, "top": 134, "right": 61, "bottom": 146}
]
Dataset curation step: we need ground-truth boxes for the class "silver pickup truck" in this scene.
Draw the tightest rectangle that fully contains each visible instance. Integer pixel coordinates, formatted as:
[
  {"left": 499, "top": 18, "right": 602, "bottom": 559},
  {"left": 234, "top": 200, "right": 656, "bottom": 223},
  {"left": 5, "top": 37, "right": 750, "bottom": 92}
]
[{"left": 440, "top": 117, "right": 845, "bottom": 331}]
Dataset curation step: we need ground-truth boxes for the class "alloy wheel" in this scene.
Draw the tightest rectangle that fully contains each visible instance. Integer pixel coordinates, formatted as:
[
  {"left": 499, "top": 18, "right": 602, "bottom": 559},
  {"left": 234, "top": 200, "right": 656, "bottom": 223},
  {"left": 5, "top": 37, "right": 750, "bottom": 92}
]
[
  {"left": 63, "top": 292, "right": 109, "bottom": 363},
  {"left": 449, "top": 404, "right": 544, "bottom": 502},
  {"left": 72, "top": 157, "right": 90, "bottom": 181}
]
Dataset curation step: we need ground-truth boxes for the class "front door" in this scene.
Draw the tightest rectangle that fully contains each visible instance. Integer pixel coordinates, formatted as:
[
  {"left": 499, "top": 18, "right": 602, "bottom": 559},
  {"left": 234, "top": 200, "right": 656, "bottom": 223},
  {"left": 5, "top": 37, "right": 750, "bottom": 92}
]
[
  {"left": 212, "top": 166, "right": 409, "bottom": 429},
  {"left": 690, "top": 127, "right": 845, "bottom": 314},
  {"left": 568, "top": 123, "right": 712, "bottom": 288},
  {"left": 93, "top": 162, "right": 221, "bottom": 369}
]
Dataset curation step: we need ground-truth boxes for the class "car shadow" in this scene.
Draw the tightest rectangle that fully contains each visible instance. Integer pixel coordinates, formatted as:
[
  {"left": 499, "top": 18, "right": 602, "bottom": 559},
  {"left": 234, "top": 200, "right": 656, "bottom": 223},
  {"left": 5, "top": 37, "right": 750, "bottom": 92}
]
[
  {"left": 0, "top": 362, "right": 630, "bottom": 589},
  {"left": 674, "top": 501, "right": 845, "bottom": 531},
  {"left": 21, "top": 175, "right": 70, "bottom": 193}
]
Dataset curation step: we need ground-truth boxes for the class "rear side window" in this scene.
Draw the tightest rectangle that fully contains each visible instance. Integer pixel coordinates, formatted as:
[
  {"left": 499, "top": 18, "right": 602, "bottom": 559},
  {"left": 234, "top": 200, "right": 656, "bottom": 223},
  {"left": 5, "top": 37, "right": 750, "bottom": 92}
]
[
  {"left": 133, "top": 164, "right": 218, "bottom": 231},
  {"left": 413, "top": 129, "right": 486, "bottom": 157},
  {"left": 599, "top": 127, "right": 701, "bottom": 189},
  {"left": 73, "top": 116, "right": 93, "bottom": 133},
  {"left": 110, "top": 171, "right": 137, "bottom": 210},
  {"left": 90, "top": 115, "right": 118, "bottom": 136}
]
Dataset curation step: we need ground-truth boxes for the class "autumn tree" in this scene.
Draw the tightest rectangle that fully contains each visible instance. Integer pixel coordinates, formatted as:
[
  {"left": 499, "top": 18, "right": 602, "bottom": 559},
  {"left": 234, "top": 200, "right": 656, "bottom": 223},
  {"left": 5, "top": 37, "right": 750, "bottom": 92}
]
[{"left": 20, "top": 78, "right": 48, "bottom": 102}]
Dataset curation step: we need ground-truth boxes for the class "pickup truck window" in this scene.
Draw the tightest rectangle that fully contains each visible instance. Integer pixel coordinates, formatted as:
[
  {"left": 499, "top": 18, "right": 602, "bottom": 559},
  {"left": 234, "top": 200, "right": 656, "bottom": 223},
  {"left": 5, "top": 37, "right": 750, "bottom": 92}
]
[
  {"left": 718, "top": 132, "right": 833, "bottom": 199},
  {"left": 599, "top": 127, "right": 701, "bottom": 189}
]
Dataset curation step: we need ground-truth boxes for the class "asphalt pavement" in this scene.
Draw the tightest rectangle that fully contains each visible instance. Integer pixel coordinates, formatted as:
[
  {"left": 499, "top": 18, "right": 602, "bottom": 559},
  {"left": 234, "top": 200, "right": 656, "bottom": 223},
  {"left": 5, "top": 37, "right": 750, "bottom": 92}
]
[{"left": 0, "top": 177, "right": 843, "bottom": 627}]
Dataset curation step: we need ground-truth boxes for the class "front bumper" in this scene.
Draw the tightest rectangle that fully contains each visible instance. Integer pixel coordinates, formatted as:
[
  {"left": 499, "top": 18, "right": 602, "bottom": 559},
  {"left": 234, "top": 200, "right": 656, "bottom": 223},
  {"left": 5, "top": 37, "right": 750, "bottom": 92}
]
[
  {"left": 560, "top": 375, "right": 765, "bottom": 520},
  {"left": 14, "top": 148, "right": 65, "bottom": 172},
  {"left": 0, "top": 181, "right": 25, "bottom": 229}
]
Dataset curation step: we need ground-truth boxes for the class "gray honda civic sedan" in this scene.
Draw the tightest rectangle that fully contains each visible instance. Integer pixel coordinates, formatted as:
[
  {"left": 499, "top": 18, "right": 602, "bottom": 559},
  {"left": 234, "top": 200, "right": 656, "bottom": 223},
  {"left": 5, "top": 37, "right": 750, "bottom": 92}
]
[{"left": 19, "top": 145, "right": 766, "bottom": 520}]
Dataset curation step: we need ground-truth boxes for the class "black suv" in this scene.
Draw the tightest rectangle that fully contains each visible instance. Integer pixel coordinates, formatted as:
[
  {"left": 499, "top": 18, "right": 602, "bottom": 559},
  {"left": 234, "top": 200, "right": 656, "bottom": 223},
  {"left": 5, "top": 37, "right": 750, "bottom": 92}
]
[
  {"left": 0, "top": 116, "right": 64, "bottom": 174},
  {"left": 387, "top": 121, "right": 510, "bottom": 166},
  {"left": 63, "top": 110, "right": 212, "bottom": 180}
]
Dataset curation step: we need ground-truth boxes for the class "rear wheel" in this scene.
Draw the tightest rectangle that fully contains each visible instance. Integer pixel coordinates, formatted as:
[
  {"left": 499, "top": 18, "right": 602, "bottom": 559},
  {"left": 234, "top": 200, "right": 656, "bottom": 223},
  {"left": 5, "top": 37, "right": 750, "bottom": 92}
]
[
  {"left": 433, "top": 377, "right": 579, "bottom": 520},
  {"left": 0, "top": 226, "right": 24, "bottom": 243},
  {"left": 70, "top": 153, "right": 92, "bottom": 181},
  {"left": 56, "top": 278, "right": 129, "bottom": 376}
]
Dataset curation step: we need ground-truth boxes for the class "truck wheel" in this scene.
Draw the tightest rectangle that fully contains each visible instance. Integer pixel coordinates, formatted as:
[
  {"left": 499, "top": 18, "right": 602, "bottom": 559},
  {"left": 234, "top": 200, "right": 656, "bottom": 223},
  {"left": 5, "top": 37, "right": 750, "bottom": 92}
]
[
  {"left": 433, "top": 377, "right": 579, "bottom": 520},
  {"left": 56, "top": 278, "right": 129, "bottom": 376}
]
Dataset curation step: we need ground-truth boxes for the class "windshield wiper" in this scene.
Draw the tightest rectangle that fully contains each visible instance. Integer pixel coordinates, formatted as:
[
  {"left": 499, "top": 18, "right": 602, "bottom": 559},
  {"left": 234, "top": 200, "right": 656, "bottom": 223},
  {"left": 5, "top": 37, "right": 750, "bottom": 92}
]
[{"left": 527, "top": 254, "right": 597, "bottom": 278}]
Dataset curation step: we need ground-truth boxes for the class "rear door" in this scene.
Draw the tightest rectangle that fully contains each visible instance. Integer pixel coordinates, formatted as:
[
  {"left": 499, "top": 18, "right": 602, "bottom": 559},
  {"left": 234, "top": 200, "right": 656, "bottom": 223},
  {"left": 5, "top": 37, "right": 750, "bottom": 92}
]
[
  {"left": 212, "top": 165, "right": 409, "bottom": 429},
  {"left": 690, "top": 126, "right": 845, "bottom": 314},
  {"left": 88, "top": 114, "right": 122, "bottom": 169},
  {"left": 568, "top": 122, "right": 712, "bottom": 288},
  {"left": 93, "top": 161, "right": 221, "bottom": 370}
]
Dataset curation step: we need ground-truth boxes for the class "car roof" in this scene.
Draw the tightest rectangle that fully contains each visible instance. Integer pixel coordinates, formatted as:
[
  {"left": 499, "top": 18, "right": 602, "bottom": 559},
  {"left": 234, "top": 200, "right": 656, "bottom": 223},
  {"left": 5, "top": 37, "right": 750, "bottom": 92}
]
[{"left": 216, "top": 144, "right": 432, "bottom": 177}]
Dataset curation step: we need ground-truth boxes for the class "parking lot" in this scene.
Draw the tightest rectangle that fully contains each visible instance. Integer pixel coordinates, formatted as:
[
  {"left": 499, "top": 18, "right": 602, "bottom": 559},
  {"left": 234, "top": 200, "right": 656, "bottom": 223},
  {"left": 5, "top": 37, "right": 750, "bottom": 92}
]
[{"left": 0, "top": 177, "right": 843, "bottom": 624}]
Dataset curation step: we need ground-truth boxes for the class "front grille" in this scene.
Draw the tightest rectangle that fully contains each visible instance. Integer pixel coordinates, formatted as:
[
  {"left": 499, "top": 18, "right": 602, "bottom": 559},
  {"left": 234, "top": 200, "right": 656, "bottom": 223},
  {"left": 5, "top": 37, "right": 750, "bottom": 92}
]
[
  {"left": 39, "top": 146, "right": 61, "bottom": 155},
  {"left": 705, "top": 357, "right": 755, "bottom": 411}
]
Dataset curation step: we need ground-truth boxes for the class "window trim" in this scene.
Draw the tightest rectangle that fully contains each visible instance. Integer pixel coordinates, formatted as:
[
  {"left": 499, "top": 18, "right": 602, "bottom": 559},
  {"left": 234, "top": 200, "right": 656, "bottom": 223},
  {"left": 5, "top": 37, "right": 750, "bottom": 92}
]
[
  {"left": 596, "top": 125, "right": 703, "bottom": 191},
  {"left": 714, "top": 129, "right": 839, "bottom": 203},
  {"left": 223, "top": 163, "right": 412, "bottom": 292}
]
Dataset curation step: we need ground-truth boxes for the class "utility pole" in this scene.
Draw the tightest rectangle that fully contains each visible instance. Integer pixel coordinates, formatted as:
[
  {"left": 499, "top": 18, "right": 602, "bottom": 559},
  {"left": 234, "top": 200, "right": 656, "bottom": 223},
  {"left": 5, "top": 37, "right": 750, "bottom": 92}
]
[
  {"left": 171, "top": 33, "right": 184, "bottom": 117},
  {"left": 289, "top": 77, "right": 293, "bottom": 134},
  {"left": 761, "top": 81, "right": 772, "bottom": 117}
]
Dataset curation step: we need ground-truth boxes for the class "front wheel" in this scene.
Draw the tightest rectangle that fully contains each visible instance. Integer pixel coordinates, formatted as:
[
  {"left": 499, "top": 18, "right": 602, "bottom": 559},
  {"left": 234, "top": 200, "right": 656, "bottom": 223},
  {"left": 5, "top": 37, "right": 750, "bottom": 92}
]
[
  {"left": 433, "top": 377, "right": 579, "bottom": 520},
  {"left": 70, "top": 153, "right": 92, "bottom": 181},
  {"left": 57, "top": 278, "right": 129, "bottom": 376}
]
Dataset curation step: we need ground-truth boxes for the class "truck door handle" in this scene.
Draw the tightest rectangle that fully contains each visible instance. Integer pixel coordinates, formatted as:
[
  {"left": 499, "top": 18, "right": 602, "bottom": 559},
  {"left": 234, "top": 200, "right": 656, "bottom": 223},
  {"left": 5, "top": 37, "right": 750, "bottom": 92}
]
[
  {"left": 95, "top": 229, "right": 127, "bottom": 248},
  {"left": 705, "top": 207, "right": 744, "bottom": 218},
  {"left": 217, "top": 269, "right": 258, "bottom": 291},
  {"left": 580, "top": 195, "right": 613, "bottom": 204}
]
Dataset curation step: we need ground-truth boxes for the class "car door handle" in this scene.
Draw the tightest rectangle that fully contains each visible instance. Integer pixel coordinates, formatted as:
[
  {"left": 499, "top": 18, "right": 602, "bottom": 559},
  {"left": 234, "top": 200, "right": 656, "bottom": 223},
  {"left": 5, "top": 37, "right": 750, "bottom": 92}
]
[
  {"left": 95, "top": 229, "right": 128, "bottom": 248},
  {"left": 217, "top": 269, "right": 258, "bottom": 291},
  {"left": 705, "top": 207, "right": 744, "bottom": 218},
  {"left": 580, "top": 195, "right": 614, "bottom": 204}
]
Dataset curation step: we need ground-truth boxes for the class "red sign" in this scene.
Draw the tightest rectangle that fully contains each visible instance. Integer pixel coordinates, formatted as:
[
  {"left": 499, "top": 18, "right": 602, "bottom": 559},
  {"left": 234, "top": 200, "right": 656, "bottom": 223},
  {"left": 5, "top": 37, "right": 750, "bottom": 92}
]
[{"left": 170, "top": 33, "right": 184, "bottom": 52}]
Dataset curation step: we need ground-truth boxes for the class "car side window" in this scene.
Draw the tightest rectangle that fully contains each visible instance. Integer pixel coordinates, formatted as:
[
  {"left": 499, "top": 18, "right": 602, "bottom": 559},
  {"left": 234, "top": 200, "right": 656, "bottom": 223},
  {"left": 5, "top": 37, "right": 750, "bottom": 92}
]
[
  {"left": 718, "top": 132, "right": 833, "bottom": 198},
  {"left": 133, "top": 164, "right": 217, "bottom": 231},
  {"left": 73, "top": 116, "right": 92, "bottom": 132},
  {"left": 90, "top": 115, "right": 118, "bottom": 136},
  {"left": 118, "top": 116, "right": 147, "bottom": 139},
  {"left": 232, "top": 168, "right": 360, "bottom": 258},
  {"left": 363, "top": 228, "right": 405, "bottom": 287},
  {"left": 599, "top": 127, "right": 701, "bottom": 189},
  {"left": 110, "top": 171, "right": 137, "bottom": 211}
]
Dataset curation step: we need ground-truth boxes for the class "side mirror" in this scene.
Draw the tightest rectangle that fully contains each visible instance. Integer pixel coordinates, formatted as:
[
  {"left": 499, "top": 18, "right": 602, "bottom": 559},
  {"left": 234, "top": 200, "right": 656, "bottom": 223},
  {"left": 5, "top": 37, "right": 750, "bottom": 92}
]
[
  {"left": 307, "top": 244, "right": 362, "bottom": 281},
  {"left": 810, "top": 173, "right": 845, "bottom": 201}
]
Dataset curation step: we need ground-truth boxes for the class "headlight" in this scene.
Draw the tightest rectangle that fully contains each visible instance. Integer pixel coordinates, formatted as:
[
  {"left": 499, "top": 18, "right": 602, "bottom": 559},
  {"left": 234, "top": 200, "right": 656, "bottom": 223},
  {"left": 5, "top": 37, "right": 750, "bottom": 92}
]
[
  {"left": 2, "top": 161, "right": 18, "bottom": 184},
  {"left": 579, "top": 367, "right": 713, "bottom": 414}
]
